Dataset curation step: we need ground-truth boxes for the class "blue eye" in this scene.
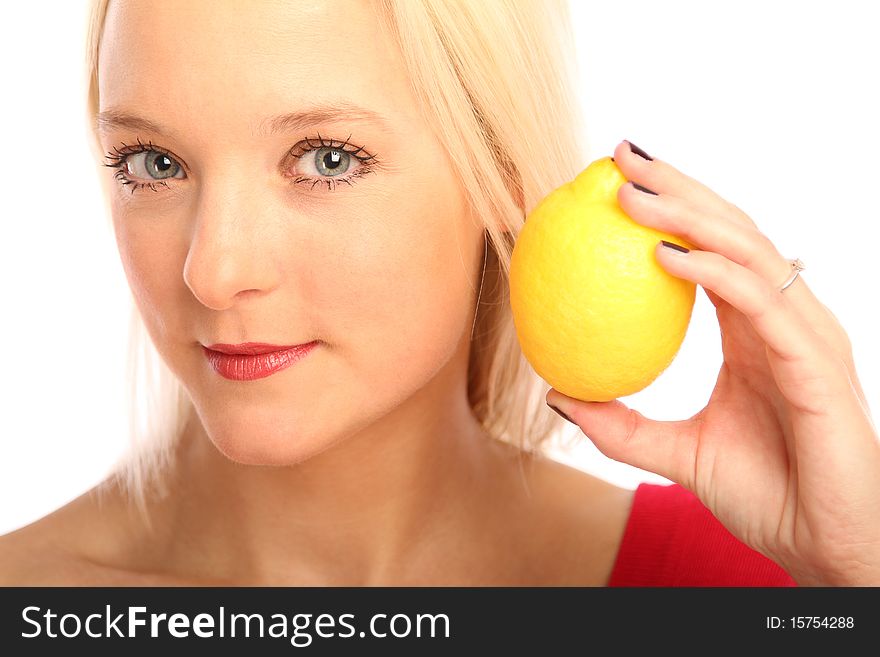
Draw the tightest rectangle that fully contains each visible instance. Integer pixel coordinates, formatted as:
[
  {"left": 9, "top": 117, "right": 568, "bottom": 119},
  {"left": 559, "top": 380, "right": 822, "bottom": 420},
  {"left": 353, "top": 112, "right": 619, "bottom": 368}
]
[
  {"left": 313, "top": 147, "right": 350, "bottom": 176},
  {"left": 129, "top": 150, "right": 184, "bottom": 180},
  {"left": 287, "top": 133, "right": 379, "bottom": 192},
  {"left": 102, "top": 138, "right": 185, "bottom": 194}
]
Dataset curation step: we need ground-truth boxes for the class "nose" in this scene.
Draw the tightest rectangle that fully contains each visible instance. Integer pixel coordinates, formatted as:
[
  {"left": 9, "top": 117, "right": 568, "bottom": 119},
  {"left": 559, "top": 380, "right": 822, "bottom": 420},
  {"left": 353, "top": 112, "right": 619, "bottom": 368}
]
[{"left": 183, "top": 178, "right": 283, "bottom": 310}]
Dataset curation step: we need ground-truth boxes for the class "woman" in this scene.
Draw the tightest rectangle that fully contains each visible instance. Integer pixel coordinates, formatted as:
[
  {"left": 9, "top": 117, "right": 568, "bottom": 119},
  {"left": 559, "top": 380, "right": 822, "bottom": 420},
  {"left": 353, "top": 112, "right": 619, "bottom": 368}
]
[{"left": 1, "top": 0, "right": 877, "bottom": 586}]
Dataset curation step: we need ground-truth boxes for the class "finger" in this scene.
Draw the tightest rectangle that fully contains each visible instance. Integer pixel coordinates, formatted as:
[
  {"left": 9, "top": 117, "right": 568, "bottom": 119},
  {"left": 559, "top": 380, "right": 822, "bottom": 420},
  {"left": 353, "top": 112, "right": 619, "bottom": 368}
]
[
  {"left": 655, "top": 242, "right": 852, "bottom": 413},
  {"left": 546, "top": 391, "right": 700, "bottom": 490},
  {"left": 613, "top": 139, "right": 758, "bottom": 229},
  {"left": 618, "top": 182, "right": 790, "bottom": 284},
  {"left": 620, "top": 181, "right": 857, "bottom": 374}
]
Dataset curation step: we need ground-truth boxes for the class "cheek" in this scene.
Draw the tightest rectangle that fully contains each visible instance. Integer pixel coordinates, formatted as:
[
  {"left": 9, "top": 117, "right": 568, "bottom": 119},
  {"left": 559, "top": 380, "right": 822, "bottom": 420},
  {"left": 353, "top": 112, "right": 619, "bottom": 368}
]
[
  {"left": 112, "top": 210, "right": 189, "bottom": 344},
  {"left": 323, "top": 180, "right": 474, "bottom": 371}
]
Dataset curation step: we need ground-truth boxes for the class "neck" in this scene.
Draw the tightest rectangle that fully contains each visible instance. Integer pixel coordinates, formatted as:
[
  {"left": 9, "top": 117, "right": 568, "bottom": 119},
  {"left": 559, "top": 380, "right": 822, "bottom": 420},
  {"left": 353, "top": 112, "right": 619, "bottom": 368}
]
[{"left": 126, "top": 365, "right": 522, "bottom": 585}]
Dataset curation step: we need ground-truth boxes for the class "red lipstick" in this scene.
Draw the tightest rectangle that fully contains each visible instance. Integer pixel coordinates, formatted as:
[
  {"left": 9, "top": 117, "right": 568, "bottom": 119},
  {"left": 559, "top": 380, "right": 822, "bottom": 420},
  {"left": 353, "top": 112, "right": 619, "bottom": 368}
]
[{"left": 203, "top": 341, "right": 318, "bottom": 381}]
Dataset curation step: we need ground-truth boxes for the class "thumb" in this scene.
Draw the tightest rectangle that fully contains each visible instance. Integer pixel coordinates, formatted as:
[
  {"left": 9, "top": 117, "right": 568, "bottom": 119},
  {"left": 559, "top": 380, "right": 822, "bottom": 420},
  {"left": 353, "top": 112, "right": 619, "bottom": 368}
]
[{"left": 546, "top": 389, "right": 698, "bottom": 490}]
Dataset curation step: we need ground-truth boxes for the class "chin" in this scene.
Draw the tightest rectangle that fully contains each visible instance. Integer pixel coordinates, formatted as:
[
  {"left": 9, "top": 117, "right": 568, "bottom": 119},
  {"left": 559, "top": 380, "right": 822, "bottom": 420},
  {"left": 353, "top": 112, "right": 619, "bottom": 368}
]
[
  {"left": 194, "top": 403, "right": 333, "bottom": 467},
  {"left": 208, "top": 426, "right": 334, "bottom": 467}
]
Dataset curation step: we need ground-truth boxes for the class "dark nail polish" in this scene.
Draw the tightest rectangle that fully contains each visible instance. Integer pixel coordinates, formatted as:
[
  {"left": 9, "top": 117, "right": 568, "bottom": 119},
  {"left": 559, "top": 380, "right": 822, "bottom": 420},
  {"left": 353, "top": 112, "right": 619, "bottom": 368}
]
[
  {"left": 660, "top": 240, "right": 689, "bottom": 253},
  {"left": 548, "top": 404, "right": 573, "bottom": 424},
  {"left": 631, "top": 181, "right": 658, "bottom": 195},
  {"left": 626, "top": 140, "right": 654, "bottom": 161}
]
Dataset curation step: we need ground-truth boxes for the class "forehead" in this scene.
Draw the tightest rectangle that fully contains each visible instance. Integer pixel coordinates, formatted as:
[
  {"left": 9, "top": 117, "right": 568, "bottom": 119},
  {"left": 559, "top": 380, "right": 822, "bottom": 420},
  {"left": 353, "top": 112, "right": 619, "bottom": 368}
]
[{"left": 98, "top": 0, "right": 410, "bottom": 134}]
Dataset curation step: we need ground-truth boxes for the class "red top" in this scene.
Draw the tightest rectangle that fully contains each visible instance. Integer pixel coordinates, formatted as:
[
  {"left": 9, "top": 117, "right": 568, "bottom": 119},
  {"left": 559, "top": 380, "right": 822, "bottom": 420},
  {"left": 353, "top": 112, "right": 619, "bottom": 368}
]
[{"left": 608, "top": 482, "right": 797, "bottom": 586}]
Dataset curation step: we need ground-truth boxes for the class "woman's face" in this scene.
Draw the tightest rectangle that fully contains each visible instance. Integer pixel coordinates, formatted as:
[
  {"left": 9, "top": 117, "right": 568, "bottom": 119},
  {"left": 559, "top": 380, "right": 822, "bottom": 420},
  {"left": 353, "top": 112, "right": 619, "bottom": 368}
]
[{"left": 97, "top": 0, "right": 485, "bottom": 464}]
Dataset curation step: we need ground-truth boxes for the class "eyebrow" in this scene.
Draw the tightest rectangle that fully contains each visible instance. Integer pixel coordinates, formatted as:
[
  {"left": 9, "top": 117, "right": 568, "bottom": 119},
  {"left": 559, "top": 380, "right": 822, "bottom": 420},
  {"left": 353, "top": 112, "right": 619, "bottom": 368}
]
[{"left": 94, "top": 101, "right": 393, "bottom": 137}]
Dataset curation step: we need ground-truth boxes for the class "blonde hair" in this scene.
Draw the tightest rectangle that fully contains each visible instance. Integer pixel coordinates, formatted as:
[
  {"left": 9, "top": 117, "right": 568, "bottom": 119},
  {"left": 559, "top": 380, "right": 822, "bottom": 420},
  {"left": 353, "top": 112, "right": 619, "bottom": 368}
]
[{"left": 85, "top": 0, "right": 590, "bottom": 522}]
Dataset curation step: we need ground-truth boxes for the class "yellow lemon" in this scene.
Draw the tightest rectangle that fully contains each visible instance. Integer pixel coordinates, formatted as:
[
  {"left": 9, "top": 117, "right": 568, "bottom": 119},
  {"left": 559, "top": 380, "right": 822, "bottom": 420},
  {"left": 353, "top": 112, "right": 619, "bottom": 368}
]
[{"left": 509, "top": 156, "right": 696, "bottom": 402}]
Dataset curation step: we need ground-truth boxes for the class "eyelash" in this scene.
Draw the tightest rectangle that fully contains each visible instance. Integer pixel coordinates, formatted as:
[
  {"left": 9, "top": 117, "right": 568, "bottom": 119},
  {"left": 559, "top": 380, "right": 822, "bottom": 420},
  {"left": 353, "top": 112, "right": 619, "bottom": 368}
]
[{"left": 102, "top": 133, "right": 380, "bottom": 195}]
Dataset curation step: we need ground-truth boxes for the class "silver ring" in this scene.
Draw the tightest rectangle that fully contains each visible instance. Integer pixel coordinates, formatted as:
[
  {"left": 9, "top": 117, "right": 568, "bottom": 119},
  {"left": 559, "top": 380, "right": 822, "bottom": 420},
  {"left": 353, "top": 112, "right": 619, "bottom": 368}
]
[{"left": 778, "top": 258, "right": 805, "bottom": 292}]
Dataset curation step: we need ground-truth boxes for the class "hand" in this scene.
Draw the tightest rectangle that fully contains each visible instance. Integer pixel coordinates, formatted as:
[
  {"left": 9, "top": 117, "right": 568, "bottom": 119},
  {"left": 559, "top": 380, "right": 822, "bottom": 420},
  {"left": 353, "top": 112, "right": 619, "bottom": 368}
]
[{"left": 545, "top": 139, "right": 880, "bottom": 586}]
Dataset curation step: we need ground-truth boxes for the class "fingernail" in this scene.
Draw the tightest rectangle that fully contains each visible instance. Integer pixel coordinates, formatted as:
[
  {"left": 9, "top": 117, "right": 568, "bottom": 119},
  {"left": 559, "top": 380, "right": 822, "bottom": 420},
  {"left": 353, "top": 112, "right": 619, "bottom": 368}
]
[
  {"left": 547, "top": 403, "right": 574, "bottom": 424},
  {"left": 660, "top": 240, "right": 689, "bottom": 254},
  {"left": 631, "top": 181, "right": 658, "bottom": 195},
  {"left": 625, "top": 140, "right": 654, "bottom": 161}
]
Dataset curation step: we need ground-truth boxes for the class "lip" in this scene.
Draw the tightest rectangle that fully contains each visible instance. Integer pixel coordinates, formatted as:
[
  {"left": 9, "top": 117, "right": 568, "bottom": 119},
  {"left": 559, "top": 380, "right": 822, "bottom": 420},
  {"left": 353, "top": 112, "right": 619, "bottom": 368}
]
[{"left": 203, "top": 341, "right": 318, "bottom": 381}]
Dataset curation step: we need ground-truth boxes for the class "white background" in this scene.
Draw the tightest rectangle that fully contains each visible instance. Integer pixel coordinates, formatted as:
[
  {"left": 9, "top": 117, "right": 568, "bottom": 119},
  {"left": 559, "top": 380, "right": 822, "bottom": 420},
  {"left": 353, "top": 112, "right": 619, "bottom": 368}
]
[{"left": 1, "top": 0, "right": 878, "bottom": 534}]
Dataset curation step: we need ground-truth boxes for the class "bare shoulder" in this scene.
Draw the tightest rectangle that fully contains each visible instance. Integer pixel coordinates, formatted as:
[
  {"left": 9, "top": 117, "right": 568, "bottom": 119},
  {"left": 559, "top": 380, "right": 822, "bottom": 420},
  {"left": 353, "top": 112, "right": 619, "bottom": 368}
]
[
  {"left": 0, "top": 486, "right": 146, "bottom": 586},
  {"left": 0, "top": 485, "right": 211, "bottom": 587},
  {"left": 0, "top": 506, "right": 85, "bottom": 586},
  {"left": 487, "top": 441, "right": 636, "bottom": 585},
  {"left": 519, "top": 451, "right": 636, "bottom": 585},
  {"left": 529, "top": 453, "right": 636, "bottom": 539}
]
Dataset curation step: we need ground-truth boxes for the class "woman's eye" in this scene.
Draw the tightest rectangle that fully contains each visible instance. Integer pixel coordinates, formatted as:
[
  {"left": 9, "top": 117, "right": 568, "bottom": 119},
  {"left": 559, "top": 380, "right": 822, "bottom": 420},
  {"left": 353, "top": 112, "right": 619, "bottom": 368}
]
[
  {"left": 288, "top": 138, "right": 378, "bottom": 192},
  {"left": 302, "top": 146, "right": 356, "bottom": 178},
  {"left": 124, "top": 150, "right": 185, "bottom": 181},
  {"left": 103, "top": 142, "right": 187, "bottom": 194}
]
